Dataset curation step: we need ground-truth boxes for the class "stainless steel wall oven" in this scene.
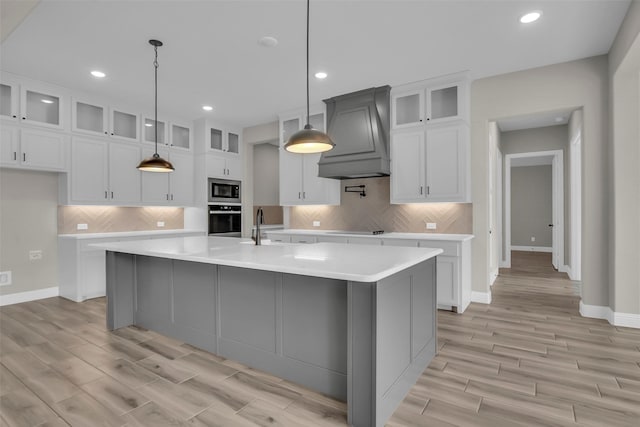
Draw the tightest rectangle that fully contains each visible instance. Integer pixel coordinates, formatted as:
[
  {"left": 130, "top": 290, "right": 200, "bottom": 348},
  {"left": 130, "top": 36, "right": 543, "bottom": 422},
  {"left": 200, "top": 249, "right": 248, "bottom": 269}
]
[{"left": 208, "top": 204, "right": 242, "bottom": 236}]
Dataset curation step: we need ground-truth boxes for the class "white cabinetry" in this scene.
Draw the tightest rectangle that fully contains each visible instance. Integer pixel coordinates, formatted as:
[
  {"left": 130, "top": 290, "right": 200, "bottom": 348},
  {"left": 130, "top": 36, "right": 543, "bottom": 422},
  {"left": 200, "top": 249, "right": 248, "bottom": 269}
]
[
  {"left": 207, "top": 152, "right": 242, "bottom": 180},
  {"left": 141, "top": 147, "right": 194, "bottom": 205},
  {"left": 19, "top": 83, "right": 66, "bottom": 130},
  {"left": 0, "top": 126, "right": 67, "bottom": 171},
  {"left": 0, "top": 81, "right": 19, "bottom": 121},
  {"left": 390, "top": 72, "right": 470, "bottom": 204},
  {"left": 391, "top": 124, "right": 469, "bottom": 203},
  {"left": 58, "top": 231, "right": 205, "bottom": 302},
  {"left": 68, "top": 137, "right": 141, "bottom": 204},
  {"left": 71, "top": 98, "right": 140, "bottom": 142},
  {"left": 391, "top": 75, "right": 467, "bottom": 128},
  {"left": 264, "top": 231, "right": 473, "bottom": 313},
  {"left": 278, "top": 110, "right": 340, "bottom": 206}
]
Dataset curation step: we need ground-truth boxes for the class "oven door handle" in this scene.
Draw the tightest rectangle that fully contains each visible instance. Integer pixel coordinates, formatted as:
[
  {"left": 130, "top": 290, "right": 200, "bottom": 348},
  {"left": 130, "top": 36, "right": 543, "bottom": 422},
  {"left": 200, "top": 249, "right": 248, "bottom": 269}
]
[{"left": 209, "top": 211, "right": 242, "bottom": 214}]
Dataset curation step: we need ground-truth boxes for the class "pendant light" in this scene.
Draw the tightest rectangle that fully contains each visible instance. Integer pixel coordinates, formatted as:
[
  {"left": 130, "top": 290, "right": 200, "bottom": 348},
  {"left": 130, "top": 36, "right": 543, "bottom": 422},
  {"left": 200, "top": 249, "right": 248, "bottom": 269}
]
[
  {"left": 137, "top": 39, "right": 174, "bottom": 172},
  {"left": 284, "top": 0, "right": 335, "bottom": 154}
]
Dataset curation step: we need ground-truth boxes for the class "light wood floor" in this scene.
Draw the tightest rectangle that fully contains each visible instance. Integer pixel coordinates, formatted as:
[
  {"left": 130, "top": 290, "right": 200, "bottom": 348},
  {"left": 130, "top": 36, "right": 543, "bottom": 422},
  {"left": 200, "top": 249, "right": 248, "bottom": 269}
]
[{"left": 1, "top": 251, "right": 639, "bottom": 426}]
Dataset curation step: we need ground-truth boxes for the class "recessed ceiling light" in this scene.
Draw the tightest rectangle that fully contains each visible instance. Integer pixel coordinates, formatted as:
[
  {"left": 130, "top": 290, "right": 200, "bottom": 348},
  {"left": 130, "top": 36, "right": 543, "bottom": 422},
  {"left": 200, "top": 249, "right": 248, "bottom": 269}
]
[
  {"left": 258, "top": 36, "right": 278, "bottom": 47},
  {"left": 145, "top": 123, "right": 153, "bottom": 127},
  {"left": 90, "top": 70, "right": 106, "bottom": 78},
  {"left": 520, "top": 11, "right": 542, "bottom": 24},
  {"left": 314, "top": 72, "right": 328, "bottom": 79},
  {"left": 202, "top": 105, "right": 214, "bottom": 111},
  {"left": 555, "top": 116, "right": 564, "bottom": 123},
  {"left": 41, "top": 99, "right": 54, "bottom": 104}
]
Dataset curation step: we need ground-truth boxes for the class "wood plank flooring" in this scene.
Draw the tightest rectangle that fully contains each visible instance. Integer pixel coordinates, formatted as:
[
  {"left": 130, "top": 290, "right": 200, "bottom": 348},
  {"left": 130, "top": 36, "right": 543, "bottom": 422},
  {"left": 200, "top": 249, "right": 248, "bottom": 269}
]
[{"left": 1, "top": 251, "right": 639, "bottom": 426}]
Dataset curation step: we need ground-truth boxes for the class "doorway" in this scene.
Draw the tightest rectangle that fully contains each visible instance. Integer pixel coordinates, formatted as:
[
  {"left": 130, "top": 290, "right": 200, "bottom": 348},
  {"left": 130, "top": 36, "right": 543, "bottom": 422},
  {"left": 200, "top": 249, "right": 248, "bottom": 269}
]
[{"left": 504, "top": 150, "right": 564, "bottom": 270}]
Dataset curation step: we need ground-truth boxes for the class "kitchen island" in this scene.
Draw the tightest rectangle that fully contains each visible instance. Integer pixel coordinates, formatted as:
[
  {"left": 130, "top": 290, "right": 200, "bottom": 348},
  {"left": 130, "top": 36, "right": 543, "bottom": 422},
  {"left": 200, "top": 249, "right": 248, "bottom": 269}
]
[{"left": 94, "top": 236, "right": 441, "bottom": 427}]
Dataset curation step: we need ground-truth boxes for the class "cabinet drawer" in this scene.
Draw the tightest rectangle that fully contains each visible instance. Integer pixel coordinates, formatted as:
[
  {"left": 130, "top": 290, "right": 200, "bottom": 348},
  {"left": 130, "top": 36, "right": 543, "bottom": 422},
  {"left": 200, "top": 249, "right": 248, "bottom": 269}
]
[
  {"left": 291, "top": 235, "right": 316, "bottom": 244},
  {"left": 418, "top": 240, "right": 459, "bottom": 256},
  {"left": 79, "top": 238, "right": 116, "bottom": 252},
  {"left": 267, "top": 234, "right": 291, "bottom": 243},
  {"left": 317, "top": 235, "right": 348, "bottom": 244},
  {"left": 347, "top": 237, "right": 382, "bottom": 246},
  {"left": 382, "top": 239, "right": 418, "bottom": 247}
]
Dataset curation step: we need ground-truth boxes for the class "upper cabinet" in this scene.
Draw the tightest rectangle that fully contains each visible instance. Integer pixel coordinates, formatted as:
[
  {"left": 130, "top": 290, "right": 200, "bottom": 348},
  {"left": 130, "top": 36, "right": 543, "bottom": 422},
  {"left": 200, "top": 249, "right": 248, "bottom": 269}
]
[
  {"left": 71, "top": 98, "right": 140, "bottom": 142},
  {"left": 278, "top": 108, "right": 340, "bottom": 206},
  {"left": 0, "top": 82, "right": 19, "bottom": 121},
  {"left": 142, "top": 115, "right": 167, "bottom": 146},
  {"left": 391, "top": 72, "right": 468, "bottom": 129},
  {"left": 170, "top": 120, "right": 192, "bottom": 151},
  {"left": 0, "top": 125, "right": 68, "bottom": 172},
  {"left": 208, "top": 126, "right": 240, "bottom": 155},
  {"left": 390, "top": 72, "right": 470, "bottom": 204}
]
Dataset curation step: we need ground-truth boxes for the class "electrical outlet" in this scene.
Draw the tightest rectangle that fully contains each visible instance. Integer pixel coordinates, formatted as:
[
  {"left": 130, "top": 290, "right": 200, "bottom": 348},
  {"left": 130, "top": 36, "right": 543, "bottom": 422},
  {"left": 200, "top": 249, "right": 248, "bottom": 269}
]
[
  {"left": 0, "top": 271, "right": 11, "bottom": 286},
  {"left": 426, "top": 223, "right": 437, "bottom": 230},
  {"left": 29, "top": 250, "right": 43, "bottom": 261},
  {"left": 313, "top": 221, "right": 320, "bottom": 227},
  {"left": 531, "top": 236, "right": 536, "bottom": 242},
  {"left": 77, "top": 223, "right": 88, "bottom": 230},
  {"left": 157, "top": 221, "right": 165, "bottom": 227}
]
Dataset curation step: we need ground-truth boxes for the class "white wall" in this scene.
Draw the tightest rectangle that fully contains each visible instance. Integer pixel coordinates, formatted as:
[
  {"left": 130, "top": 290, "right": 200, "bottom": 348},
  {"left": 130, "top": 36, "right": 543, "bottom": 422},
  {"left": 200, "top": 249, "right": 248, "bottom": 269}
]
[
  {"left": 511, "top": 166, "right": 552, "bottom": 247},
  {"left": 253, "top": 144, "right": 279, "bottom": 206},
  {"left": 242, "top": 121, "right": 280, "bottom": 237},
  {"left": 0, "top": 169, "right": 58, "bottom": 296},
  {"left": 472, "top": 56, "right": 609, "bottom": 307}
]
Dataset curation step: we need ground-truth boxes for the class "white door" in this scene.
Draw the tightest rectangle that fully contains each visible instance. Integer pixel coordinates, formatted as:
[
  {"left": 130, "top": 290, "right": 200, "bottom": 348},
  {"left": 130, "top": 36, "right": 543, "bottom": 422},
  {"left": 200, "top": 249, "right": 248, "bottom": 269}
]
[
  {"left": 168, "top": 151, "right": 194, "bottom": 205},
  {"left": 109, "top": 142, "right": 141, "bottom": 204},
  {"left": 71, "top": 137, "right": 109, "bottom": 202},
  {"left": 141, "top": 147, "right": 170, "bottom": 203},
  {"left": 390, "top": 130, "right": 424, "bottom": 202},
  {"left": 0, "top": 126, "right": 20, "bottom": 166},
  {"left": 425, "top": 125, "right": 464, "bottom": 201},
  {"left": 20, "top": 129, "right": 67, "bottom": 170}
]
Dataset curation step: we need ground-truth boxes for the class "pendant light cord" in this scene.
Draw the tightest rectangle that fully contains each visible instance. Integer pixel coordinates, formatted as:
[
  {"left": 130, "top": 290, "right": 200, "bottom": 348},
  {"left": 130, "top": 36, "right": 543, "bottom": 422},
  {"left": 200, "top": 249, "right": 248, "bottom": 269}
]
[
  {"left": 305, "top": 0, "right": 310, "bottom": 126},
  {"left": 154, "top": 44, "right": 159, "bottom": 157}
]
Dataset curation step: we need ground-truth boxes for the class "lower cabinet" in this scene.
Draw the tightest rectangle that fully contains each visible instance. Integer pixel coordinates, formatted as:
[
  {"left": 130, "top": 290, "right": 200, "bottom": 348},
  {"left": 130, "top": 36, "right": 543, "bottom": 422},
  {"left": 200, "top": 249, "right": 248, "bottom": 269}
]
[
  {"left": 266, "top": 232, "right": 472, "bottom": 313},
  {"left": 58, "top": 231, "right": 204, "bottom": 302}
]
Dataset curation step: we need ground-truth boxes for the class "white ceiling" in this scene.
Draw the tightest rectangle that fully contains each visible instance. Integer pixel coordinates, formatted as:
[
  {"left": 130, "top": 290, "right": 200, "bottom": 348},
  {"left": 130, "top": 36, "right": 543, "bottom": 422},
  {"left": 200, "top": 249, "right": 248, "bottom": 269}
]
[{"left": 0, "top": 0, "right": 630, "bottom": 128}]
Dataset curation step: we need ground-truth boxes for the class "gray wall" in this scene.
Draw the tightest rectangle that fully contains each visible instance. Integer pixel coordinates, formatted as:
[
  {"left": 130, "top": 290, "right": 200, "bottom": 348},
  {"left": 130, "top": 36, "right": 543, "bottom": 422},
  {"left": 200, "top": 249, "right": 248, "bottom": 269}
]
[
  {"left": 511, "top": 166, "right": 552, "bottom": 248},
  {"left": 252, "top": 143, "right": 279, "bottom": 206},
  {"left": 0, "top": 168, "right": 58, "bottom": 296},
  {"left": 609, "top": 0, "right": 640, "bottom": 315},
  {"left": 472, "top": 55, "right": 609, "bottom": 308},
  {"left": 500, "top": 125, "right": 569, "bottom": 260}
]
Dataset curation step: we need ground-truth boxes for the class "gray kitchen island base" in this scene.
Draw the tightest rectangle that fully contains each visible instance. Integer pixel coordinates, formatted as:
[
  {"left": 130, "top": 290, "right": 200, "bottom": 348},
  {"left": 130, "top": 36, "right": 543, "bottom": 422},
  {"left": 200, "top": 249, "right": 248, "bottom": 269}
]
[{"left": 106, "top": 251, "right": 436, "bottom": 427}]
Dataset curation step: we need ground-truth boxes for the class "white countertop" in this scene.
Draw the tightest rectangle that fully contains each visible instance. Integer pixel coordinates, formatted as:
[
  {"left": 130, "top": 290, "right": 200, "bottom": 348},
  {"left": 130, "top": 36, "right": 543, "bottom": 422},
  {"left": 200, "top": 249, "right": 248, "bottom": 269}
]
[
  {"left": 58, "top": 229, "right": 206, "bottom": 240},
  {"left": 266, "top": 229, "right": 474, "bottom": 242},
  {"left": 91, "top": 236, "right": 442, "bottom": 282}
]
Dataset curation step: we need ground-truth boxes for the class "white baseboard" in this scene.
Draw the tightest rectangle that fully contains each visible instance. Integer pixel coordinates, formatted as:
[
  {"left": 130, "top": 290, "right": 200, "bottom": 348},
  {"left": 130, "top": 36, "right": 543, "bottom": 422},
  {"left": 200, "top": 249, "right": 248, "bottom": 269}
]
[
  {"left": 471, "top": 291, "right": 492, "bottom": 304},
  {"left": 489, "top": 269, "right": 498, "bottom": 287},
  {"left": 579, "top": 301, "right": 640, "bottom": 329},
  {"left": 511, "top": 245, "right": 552, "bottom": 253},
  {"left": 0, "top": 287, "right": 59, "bottom": 307}
]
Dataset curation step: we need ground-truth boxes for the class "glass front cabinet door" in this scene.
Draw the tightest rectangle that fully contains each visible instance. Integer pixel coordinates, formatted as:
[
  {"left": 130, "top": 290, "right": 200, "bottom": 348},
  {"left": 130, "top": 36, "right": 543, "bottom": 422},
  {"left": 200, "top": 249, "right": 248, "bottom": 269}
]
[
  {"left": 20, "top": 85, "right": 64, "bottom": 129},
  {"left": 0, "top": 82, "right": 19, "bottom": 120}
]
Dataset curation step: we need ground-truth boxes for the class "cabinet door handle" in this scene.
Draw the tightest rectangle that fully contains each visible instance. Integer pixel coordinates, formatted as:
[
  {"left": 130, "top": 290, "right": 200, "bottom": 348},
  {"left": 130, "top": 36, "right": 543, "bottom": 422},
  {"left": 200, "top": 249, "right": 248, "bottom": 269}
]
[
  {"left": 302, "top": 192, "right": 306, "bottom": 199},
  {"left": 111, "top": 191, "right": 114, "bottom": 199},
  {"left": 13, "top": 152, "right": 16, "bottom": 161},
  {"left": 12, "top": 115, "right": 16, "bottom": 119},
  {"left": 420, "top": 186, "right": 423, "bottom": 195},
  {"left": 23, "top": 153, "right": 26, "bottom": 162},
  {"left": 22, "top": 117, "right": 26, "bottom": 120},
  {"left": 166, "top": 194, "right": 169, "bottom": 200},
  {"left": 427, "top": 186, "right": 430, "bottom": 195},
  {"left": 171, "top": 194, "right": 174, "bottom": 201},
  {"left": 105, "top": 191, "right": 108, "bottom": 199},
  {"left": 298, "top": 192, "right": 301, "bottom": 199}
]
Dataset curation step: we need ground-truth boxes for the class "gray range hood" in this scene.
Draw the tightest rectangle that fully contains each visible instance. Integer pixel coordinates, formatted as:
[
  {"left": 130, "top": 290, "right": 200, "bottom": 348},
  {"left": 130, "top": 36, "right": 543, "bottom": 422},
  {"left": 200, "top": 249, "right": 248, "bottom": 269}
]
[{"left": 318, "top": 86, "right": 391, "bottom": 179}]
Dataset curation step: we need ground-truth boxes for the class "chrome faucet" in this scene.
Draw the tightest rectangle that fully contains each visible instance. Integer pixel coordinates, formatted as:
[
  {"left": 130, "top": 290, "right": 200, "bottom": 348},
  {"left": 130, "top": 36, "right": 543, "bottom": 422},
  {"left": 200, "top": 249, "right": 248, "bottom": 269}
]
[{"left": 254, "top": 207, "right": 264, "bottom": 245}]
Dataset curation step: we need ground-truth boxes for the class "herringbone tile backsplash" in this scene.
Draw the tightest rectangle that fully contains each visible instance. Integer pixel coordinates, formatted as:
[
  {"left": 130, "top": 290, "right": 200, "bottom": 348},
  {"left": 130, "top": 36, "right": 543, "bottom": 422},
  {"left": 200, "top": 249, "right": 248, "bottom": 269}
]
[
  {"left": 290, "top": 177, "right": 472, "bottom": 234},
  {"left": 58, "top": 206, "right": 184, "bottom": 234}
]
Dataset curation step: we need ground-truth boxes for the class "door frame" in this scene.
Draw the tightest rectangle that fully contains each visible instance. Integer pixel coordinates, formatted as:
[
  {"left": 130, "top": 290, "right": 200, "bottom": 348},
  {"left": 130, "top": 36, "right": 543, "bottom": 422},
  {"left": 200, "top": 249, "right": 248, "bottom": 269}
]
[
  {"left": 504, "top": 150, "right": 564, "bottom": 269},
  {"left": 569, "top": 130, "right": 582, "bottom": 281}
]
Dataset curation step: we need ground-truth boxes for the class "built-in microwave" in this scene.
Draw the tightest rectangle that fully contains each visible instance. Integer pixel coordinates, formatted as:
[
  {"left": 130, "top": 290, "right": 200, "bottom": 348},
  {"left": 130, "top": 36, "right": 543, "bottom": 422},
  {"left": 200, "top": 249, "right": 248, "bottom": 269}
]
[{"left": 208, "top": 178, "right": 241, "bottom": 204}]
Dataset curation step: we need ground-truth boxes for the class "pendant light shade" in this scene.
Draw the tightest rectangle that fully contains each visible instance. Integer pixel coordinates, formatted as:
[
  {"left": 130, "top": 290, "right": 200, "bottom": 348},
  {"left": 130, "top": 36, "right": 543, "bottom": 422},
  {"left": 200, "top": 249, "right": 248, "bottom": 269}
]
[
  {"left": 138, "top": 39, "right": 174, "bottom": 173},
  {"left": 285, "top": 124, "right": 335, "bottom": 154},
  {"left": 284, "top": 0, "right": 335, "bottom": 154}
]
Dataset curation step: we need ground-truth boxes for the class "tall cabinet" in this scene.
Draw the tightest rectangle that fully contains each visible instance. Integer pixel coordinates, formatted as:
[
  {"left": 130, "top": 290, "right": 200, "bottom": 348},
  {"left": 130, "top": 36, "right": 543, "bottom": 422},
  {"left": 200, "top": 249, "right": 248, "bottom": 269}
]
[
  {"left": 390, "top": 72, "right": 470, "bottom": 204},
  {"left": 278, "top": 107, "right": 340, "bottom": 206}
]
